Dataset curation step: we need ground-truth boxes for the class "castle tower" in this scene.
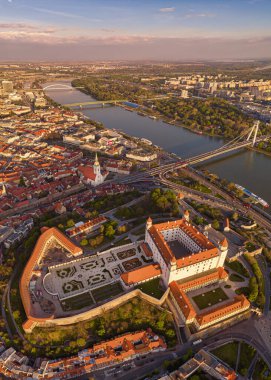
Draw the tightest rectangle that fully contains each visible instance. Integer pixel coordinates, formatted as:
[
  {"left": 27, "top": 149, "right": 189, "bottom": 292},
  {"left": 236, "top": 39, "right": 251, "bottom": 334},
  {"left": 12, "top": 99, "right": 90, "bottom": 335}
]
[
  {"left": 146, "top": 216, "right": 152, "bottom": 230},
  {"left": 218, "top": 237, "right": 228, "bottom": 267},
  {"left": 93, "top": 153, "right": 101, "bottom": 176},
  {"left": 145, "top": 216, "right": 153, "bottom": 245},
  {"left": 1, "top": 184, "right": 7, "bottom": 197}
]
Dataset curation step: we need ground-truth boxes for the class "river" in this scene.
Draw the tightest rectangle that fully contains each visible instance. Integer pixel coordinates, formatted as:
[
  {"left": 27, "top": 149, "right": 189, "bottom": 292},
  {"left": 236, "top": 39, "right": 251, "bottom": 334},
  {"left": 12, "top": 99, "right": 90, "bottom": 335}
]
[{"left": 44, "top": 82, "right": 271, "bottom": 207}]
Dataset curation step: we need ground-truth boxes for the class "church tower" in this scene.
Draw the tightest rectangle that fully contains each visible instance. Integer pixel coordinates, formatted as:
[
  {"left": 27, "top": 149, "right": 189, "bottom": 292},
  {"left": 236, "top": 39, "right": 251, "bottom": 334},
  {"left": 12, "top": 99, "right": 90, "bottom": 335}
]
[
  {"left": 1, "top": 184, "right": 7, "bottom": 197},
  {"left": 93, "top": 153, "right": 101, "bottom": 176}
]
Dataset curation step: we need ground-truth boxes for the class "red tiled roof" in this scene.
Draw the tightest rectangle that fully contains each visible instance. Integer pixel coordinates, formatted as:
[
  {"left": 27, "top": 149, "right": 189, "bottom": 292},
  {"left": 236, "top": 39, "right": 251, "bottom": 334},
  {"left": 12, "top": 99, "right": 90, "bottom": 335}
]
[
  {"left": 220, "top": 238, "right": 228, "bottom": 248},
  {"left": 178, "top": 267, "right": 228, "bottom": 291},
  {"left": 78, "top": 165, "right": 96, "bottom": 181},
  {"left": 20, "top": 227, "right": 82, "bottom": 330},
  {"left": 169, "top": 281, "right": 196, "bottom": 320},
  {"left": 121, "top": 263, "right": 161, "bottom": 286},
  {"left": 196, "top": 295, "right": 250, "bottom": 327},
  {"left": 148, "top": 219, "right": 218, "bottom": 267},
  {"left": 140, "top": 243, "right": 153, "bottom": 258}
]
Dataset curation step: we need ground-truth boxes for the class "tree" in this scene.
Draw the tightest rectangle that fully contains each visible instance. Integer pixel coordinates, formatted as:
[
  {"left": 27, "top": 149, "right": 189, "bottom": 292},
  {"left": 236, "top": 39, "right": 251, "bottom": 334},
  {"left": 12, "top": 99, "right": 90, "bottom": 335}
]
[
  {"left": 231, "top": 212, "right": 239, "bottom": 221},
  {"left": 248, "top": 277, "right": 258, "bottom": 302},
  {"left": 212, "top": 220, "right": 220, "bottom": 230},
  {"left": 77, "top": 338, "right": 86, "bottom": 347},
  {"left": 105, "top": 225, "right": 115, "bottom": 239},
  {"left": 89, "top": 238, "right": 97, "bottom": 247},
  {"left": 256, "top": 292, "right": 265, "bottom": 308},
  {"left": 97, "top": 325, "right": 106, "bottom": 337},
  {"left": 166, "top": 329, "right": 176, "bottom": 338},
  {"left": 19, "top": 176, "right": 26, "bottom": 187},
  {"left": 66, "top": 219, "right": 75, "bottom": 228},
  {"left": 80, "top": 239, "right": 88, "bottom": 246},
  {"left": 156, "top": 320, "right": 165, "bottom": 329}
]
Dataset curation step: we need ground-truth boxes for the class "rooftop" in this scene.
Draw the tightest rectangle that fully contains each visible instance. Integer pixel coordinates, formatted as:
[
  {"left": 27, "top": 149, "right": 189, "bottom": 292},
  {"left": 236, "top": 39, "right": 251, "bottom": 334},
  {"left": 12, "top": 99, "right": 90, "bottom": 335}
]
[{"left": 148, "top": 219, "right": 218, "bottom": 267}]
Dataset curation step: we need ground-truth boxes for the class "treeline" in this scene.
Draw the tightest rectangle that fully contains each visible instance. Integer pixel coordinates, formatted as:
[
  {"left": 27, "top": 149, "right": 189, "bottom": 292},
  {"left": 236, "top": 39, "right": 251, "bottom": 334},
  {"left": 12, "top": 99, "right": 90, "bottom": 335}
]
[
  {"left": 244, "top": 254, "right": 265, "bottom": 308},
  {"left": 72, "top": 77, "right": 156, "bottom": 103},
  {"left": 153, "top": 97, "right": 258, "bottom": 139},
  {"left": 115, "top": 188, "right": 179, "bottom": 219}
]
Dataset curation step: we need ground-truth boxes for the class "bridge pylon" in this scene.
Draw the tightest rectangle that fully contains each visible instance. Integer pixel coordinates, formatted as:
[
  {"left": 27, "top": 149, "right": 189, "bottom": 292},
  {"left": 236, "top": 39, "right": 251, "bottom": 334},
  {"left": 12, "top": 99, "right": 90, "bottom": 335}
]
[
  {"left": 252, "top": 121, "right": 260, "bottom": 147},
  {"left": 246, "top": 121, "right": 260, "bottom": 146},
  {"left": 246, "top": 124, "right": 255, "bottom": 141}
]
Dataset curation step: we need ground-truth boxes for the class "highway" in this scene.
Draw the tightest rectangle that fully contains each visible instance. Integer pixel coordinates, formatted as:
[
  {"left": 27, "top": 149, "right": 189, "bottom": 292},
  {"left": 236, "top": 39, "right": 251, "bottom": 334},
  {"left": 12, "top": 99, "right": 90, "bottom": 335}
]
[{"left": 115, "top": 135, "right": 271, "bottom": 233}]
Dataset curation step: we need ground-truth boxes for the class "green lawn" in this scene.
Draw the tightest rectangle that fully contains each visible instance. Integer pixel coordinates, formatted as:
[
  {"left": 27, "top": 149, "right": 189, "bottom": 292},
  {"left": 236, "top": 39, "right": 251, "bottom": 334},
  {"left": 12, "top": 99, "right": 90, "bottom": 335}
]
[
  {"left": 60, "top": 292, "right": 94, "bottom": 311},
  {"left": 238, "top": 342, "right": 256, "bottom": 376},
  {"left": 229, "top": 273, "right": 245, "bottom": 282},
  {"left": 252, "top": 358, "right": 271, "bottom": 380},
  {"left": 215, "top": 193, "right": 226, "bottom": 200},
  {"left": 192, "top": 287, "right": 229, "bottom": 310},
  {"left": 113, "top": 237, "right": 132, "bottom": 247},
  {"left": 226, "top": 260, "right": 249, "bottom": 278},
  {"left": 235, "top": 287, "right": 249, "bottom": 297},
  {"left": 91, "top": 281, "right": 124, "bottom": 302},
  {"left": 132, "top": 225, "right": 146, "bottom": 236},
  {"left": 136, "top": 278, "right": 165, "bottom": 299},
  {"left": 211, "top": 342, "right": 239, "bottom": 369}
]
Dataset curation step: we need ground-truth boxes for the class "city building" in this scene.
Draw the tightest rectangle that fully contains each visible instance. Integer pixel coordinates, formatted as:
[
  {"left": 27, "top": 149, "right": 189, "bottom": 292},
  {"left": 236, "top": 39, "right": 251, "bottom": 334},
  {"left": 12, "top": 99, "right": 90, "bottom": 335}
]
[
  {"left": 2, "top": 80, "right": 13, "bottom": 94},
  {"left": 166, "top": 349, "right": 237, "bottom": 379},
  {"left": 78, "top": 153, "right": 108, "bottom": 186},
  {"left": 0, "top": 329, "right": 166, "bottom": 380},
  {"left": 145, "top": 217, "right": 227, "bottom": 285}
]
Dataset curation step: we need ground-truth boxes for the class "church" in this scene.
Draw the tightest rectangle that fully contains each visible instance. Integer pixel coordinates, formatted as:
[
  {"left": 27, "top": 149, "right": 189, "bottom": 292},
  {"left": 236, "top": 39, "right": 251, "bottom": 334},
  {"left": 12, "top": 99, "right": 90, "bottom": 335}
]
[{"left": 77, "top": 154, "right": 108, "bottom": 187}]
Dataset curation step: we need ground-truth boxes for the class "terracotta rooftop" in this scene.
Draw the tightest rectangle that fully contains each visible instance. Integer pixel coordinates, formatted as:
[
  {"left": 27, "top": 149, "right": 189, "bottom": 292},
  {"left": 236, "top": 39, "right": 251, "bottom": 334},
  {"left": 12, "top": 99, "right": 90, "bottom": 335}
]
[
  {"left": 78, "top": 165, "right": 97, "bottom": 181},
  {"left": 220, "top": 237, "right": 228, "bottom": 248},
  {"left": 140, "top": 242, "right": 153, "bottom": 258},
  {"left": 148, "top": 219, "right": 218, "bottom": 267},
  {"left": 196, "top": 295, "right": 250, "bottom": 327},
  {"left": 20, "top": 227, "right": 82, "bottom": 330},
  {"left": 178, "top": 267, "right": 228, "bottom": 291},
  {"left": 121, "top": 263, "right": 161, "bottom": 286},
  {"left": 169, "top": 281, "right": 196, "bottom": 320},
  {"left": 169, "top": 271, "right": 250, "bottom": 328}
]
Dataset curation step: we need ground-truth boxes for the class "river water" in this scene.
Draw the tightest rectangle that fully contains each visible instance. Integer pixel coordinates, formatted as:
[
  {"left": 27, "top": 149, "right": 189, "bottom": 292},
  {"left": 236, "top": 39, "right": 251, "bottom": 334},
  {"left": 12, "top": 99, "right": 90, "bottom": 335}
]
[{"left": 45, "top": 83, "right": 271, "bottom": 206}]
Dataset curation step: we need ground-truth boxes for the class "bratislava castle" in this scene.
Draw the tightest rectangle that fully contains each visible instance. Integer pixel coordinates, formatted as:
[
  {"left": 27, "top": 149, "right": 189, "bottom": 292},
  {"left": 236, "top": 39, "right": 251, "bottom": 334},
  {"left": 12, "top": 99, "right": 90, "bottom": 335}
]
[{"left": 145, "top": 216, "right": 228, "bottom": 285}]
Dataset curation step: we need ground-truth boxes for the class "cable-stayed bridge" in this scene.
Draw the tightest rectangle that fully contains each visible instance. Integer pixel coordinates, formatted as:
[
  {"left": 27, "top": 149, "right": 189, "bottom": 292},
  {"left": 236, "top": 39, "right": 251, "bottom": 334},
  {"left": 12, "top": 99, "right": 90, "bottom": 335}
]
[{"left": 117, "top": 122, "right": 268, "bottom": 184}]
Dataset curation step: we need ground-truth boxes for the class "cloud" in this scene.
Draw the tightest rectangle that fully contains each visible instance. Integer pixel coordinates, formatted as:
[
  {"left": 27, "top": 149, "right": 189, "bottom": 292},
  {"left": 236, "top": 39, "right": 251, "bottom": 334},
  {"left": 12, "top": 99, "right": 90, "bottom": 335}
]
[
  {"left": 0, "top": 23, "right": 44, "bottom": 31},
  {"left": 184, "top": 12, "right": 216, "bottom": 19},
  {"left": 31, "top": 7, "right": 83, "bottom": 19},
  {"left": 159, "top": 7, "right": 175, "bottom": 13},
  {"left": 1, "top": 34, "right": 271, "bottom": 61}
]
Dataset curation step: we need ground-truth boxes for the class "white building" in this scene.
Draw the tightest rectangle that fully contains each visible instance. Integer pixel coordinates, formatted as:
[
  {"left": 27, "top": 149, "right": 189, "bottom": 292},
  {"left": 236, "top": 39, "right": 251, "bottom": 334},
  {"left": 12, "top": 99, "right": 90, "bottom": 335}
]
[
  {"left": 2, "top": 80, "right": 13, "bottom": 94},
  {"left": 77, "top": 154, "right": 108, "bottom": 186},
  {"left": 144, "top": 217, "right": 228, "bottom": 286}
]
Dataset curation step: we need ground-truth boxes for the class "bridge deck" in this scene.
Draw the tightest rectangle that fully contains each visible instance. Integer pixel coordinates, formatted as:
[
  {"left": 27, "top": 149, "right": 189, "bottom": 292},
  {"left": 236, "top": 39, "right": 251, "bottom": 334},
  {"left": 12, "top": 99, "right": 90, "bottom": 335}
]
[{"left": 64, "top": 100, "right": 127, "bottom": 106}]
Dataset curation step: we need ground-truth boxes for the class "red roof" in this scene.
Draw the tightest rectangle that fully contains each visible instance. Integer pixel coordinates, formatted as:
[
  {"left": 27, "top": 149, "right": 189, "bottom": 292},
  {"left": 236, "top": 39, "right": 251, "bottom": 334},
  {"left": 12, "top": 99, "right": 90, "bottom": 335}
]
[
  {"left": 78, "top": 165, "right": 96, "bottom": 181},
  {"left": 121, "top": 263, "right": 161, "bottom": 286}
]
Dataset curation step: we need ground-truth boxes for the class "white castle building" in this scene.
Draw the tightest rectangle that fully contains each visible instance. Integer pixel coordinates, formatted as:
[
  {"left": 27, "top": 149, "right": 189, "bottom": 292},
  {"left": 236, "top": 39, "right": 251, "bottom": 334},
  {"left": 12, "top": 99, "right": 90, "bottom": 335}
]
[{"left": 145, "top": 216, "right": 228, "bottom": 286}]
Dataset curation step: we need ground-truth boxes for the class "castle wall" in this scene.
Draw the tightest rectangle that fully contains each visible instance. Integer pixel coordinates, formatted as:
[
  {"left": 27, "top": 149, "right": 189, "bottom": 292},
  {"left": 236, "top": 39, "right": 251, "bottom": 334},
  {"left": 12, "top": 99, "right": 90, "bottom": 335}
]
[{"left": 24, "top": 288, "right": 170, "bottom": 332}]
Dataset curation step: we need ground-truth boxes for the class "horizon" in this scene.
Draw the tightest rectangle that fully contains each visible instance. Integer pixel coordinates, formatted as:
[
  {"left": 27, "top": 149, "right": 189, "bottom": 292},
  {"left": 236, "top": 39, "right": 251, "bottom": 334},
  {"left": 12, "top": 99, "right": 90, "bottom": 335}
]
[{"left": 1, "top": 0, "right": 271, "bottom": 61}]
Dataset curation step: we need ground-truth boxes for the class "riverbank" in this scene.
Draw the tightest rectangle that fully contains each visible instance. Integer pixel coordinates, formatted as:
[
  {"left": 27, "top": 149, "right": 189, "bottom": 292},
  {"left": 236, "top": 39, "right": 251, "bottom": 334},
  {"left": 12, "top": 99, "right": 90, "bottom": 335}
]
[
  {"left": 44, "top": 80, "right": 271, "bottom": 207},
  {"left": 72, "top": 82, "right": 271, "bottom": 159}
]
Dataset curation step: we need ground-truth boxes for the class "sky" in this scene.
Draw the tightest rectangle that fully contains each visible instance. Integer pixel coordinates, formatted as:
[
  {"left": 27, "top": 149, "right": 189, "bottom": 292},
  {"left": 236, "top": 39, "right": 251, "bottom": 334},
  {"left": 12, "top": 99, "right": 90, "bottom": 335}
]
[{"left": 0, "top": 0, "right": 271, "bottom": 61}]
